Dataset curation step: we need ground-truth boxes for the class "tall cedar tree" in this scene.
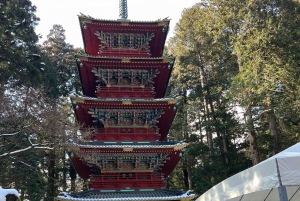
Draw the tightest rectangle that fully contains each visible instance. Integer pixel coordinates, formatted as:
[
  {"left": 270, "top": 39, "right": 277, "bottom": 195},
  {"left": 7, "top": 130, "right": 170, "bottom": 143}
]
[
  {"left": 167, "top": 0, "right": 300, "bottom": 195},
  {"left": 41, "top": 24, "right": 83, "bottom": 199},
  {"left": 167, "top": 2, "right": 251, "bottom": 194},
  {"left": 0, "top": 0, "right": 43, "bottom": 90},
  {"left": 42, "top": 24, "right": 81, "bottom": 96}
]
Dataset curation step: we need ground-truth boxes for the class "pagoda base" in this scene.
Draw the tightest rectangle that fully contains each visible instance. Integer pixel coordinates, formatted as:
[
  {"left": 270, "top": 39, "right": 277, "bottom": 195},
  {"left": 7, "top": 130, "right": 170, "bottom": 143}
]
[{"left": 56, "top": 189, "right": 197, "bottom": 201}]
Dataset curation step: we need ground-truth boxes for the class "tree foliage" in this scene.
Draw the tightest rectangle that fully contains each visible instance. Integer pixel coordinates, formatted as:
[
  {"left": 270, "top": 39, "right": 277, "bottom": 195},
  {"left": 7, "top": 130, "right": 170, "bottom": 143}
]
[
  {"left": 0, "top": 2, "right": 81, "bottom": 200},
  {"left": 42, "top": 24, "right": 81, "bottom": 96},
  {"left": 167, "top": 0, "right": 300, "bottom": 195},
  {"left": 0, "top": 0, "right": 43, "bottom": 89}
]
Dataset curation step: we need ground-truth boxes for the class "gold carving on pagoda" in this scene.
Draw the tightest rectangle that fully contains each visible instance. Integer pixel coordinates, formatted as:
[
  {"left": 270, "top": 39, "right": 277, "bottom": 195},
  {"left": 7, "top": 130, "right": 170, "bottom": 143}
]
[
  {"left": 122, "top": 100, "right": 132, "bottom": 105},
  {"left": 174, "top": 143, "right": 189, "bottom": 151},
  {"left": 95, "top": 31, "right": 154, "bottom": 53},
  {"left": 157, "top": 22, "right": 168, "bottom": 26},
  {"left": 71, "top": 97, "right": 85, "bottom": 103},
  {"left": 163, "top": 58, "right": 173, "bottom": 63},
  {"left": 121, "top": 59, "right": 131, "bottom": 63},
  {"left": 76, "top": 56, "right": 88, "bottom": 61},
  {"left": 120, "top": 21, "right": 130, "bottom": 26},
  {"left": 81, "top": 18, "right": 92, "bottom": 24},
  {"left": 168, "top": 98, "right": 182, "bottom": 104},
  {"left": 123, "top": 147, "right": 133, "bottom": 152}
]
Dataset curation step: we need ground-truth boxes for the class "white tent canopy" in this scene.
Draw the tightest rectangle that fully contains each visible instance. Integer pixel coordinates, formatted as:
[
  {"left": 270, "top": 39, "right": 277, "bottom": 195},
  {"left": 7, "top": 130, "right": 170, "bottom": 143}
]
[{"left": 197, "top": 142, "right": 300, "bottom": 201}]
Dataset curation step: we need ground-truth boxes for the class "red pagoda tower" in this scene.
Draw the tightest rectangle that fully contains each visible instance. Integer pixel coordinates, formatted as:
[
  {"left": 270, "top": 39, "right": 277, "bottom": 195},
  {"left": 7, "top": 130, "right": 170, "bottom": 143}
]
[{"left": 57, "top": 1, "right": 196, "bottom": 200}]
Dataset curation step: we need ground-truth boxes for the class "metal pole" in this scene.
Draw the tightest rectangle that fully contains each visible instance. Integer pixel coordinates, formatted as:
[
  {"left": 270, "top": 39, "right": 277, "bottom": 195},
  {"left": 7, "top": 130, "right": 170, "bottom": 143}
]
[
  {"left": 119, "top": 0, "right": 128, "bottom": 20},
  {"left": 275, "top": 158, "right": 288, "bottom": 201}
]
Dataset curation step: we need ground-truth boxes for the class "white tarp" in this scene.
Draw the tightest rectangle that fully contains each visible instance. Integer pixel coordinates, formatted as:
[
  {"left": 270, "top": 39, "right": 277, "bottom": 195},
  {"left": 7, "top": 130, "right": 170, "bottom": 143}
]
[{"left": 197, "top": 142, "right": 300, "bottom": 201}]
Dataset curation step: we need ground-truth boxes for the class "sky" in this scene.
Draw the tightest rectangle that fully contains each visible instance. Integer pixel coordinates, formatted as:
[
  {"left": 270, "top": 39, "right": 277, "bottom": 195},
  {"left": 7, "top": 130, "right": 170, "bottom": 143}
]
[{"left": 30, "top": 0, "right": 200, "bottom": 48}]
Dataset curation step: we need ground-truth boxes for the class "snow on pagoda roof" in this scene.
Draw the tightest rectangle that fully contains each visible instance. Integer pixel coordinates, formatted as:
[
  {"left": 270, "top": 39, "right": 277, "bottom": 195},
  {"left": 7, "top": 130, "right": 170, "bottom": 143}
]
[
  {"left": 70, "top": 94, "right": 181, "bottom": 104},
  {"left": 78, "top": 13, "right": 171, "bottom": 24},
  {"left": 74, "top": 53, "right": 175, "bottom": 60},
  {"left": 57, "top": 189, "right": 196, "bottom": 201},
  {"left": 67, "top": 141, "right": 188, "bottom": 150}
]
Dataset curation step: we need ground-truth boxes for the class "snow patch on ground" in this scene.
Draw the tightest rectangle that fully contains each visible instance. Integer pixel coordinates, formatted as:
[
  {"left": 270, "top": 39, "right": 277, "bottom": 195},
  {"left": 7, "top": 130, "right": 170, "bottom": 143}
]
[{"left": 0, "top": 187, "right": 19, "bottom": 201}]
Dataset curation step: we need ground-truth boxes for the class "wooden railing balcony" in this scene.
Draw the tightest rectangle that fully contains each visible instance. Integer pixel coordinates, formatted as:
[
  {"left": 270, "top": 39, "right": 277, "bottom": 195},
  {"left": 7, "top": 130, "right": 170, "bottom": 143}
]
[
  {"left": 89, "top": 172, "right": 165, "bottom": 190},
  {"left": 96, "top": 86, "right": 154, "bottom": 99}
]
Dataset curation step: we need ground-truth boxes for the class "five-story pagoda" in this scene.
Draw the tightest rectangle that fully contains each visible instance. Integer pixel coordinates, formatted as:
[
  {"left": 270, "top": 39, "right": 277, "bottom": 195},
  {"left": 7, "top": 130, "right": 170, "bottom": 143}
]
[{"left": 57, "top": 1, "right": 196, "bottom": 200}]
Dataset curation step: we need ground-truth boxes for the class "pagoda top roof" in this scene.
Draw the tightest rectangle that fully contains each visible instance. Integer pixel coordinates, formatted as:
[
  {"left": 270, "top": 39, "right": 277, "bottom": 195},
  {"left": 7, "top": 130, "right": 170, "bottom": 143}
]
[
  {"left": 57, "top": 189, "right": 196, "bottom": 201},
  {"left": 67, "top": 141, "right": 188, "bottom": 150},
  {"left": 79, "top": 13, "right": 171, "bottom": 24},
  {"left": 78, "top": 14, "right": 170, "bottom": 57}
]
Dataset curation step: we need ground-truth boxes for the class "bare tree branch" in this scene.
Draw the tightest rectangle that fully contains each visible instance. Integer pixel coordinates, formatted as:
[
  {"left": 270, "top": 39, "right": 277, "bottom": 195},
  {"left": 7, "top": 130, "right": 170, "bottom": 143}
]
[
  {"left": 0, "top": 144, "right": 54, "bottom": 158},
  {"left": 0, "top": 125, "right": 31, "bottom": 137}
]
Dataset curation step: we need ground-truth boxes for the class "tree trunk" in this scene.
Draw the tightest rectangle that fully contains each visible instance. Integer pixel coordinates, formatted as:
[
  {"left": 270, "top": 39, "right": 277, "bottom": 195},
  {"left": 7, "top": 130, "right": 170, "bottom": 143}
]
[
  {"left": 245, "top": 112, "right": 260, "bottom": 165},
  {"left": 221, "top": 132, "right": 229, "bottom": 164},
  {"left": 198, "top": 65, "right": 213, "bottom": 157},
  {"left": 209, "top": 99, "right": 228, "bottom": 165},
  {"left": 20, "top": 189, "right": 25, "bottom": 201},
  {"left": 69, "top": 162, "right": 77, "bottom": 192},
  {"left": 47, "top": 150, "right": 56, "bottom": 201},
  {"left": 268, "top": 110, "right": 277, "bottom": 155},
  {"left": 62, "top": 150, "right": 67, "bottom": 191},
  {"left": 182, "top": 158, "right": 189, "bottom": 189},
  {"left": 187, "top": 158, "right": 193, "bottom": 190},
  {"left": 236, "top": 51, "right": 260, "bottom": 165},
  {"left": 181, "top": 89, "right": 193, "bottom": 190}
]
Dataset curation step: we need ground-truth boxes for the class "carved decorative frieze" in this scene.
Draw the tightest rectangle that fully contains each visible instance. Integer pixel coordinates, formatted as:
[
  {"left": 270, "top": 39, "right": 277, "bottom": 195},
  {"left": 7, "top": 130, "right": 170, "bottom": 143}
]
[
  {"left": 95, "top": 31, "right": 154, "bottom": 53},
  {"left": 88, "top": 109, "right": 163, "bottom": 128},
  {"left": 73, "top": 152, "right": 169, "bottom": 173},
  {"left": 92, "top": 68, "right": 158, "bottom": 88}
]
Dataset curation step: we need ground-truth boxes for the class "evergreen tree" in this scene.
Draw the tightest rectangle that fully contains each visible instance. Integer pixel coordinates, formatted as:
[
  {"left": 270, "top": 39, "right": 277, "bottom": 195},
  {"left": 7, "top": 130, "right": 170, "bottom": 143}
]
[
  {"left": 41, "top": 25, "right": 84, "bottom": 199},
  {"left": 167, "top": 0, "right": 300, "bottom": 195},
  {"left": 167, "top": 2, "right": 250, "bottom": 194},
  {"left": 42, "top": 24, "right": 81, "bottom": 96},
  {"left": 0, "top": 0, "right": 43, "bottom": 90}
]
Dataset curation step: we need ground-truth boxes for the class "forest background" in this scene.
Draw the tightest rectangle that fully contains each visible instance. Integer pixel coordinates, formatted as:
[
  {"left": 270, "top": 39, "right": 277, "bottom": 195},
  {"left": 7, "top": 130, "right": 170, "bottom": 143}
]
[{"left": 0, "top": 0, "right": 300, "bottom": 200}]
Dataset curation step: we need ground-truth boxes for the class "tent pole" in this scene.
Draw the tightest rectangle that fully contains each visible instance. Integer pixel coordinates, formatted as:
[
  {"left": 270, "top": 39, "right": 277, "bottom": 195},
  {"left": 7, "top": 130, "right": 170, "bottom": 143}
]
[{"left": 276, "top": 158, "right": 288, "bottom": 201}]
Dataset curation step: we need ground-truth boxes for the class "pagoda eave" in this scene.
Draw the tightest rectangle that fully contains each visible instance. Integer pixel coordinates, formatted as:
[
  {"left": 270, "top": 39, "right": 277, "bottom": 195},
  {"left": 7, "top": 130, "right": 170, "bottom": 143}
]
[
  {"left": 79, "top": 14, "right": 171, "bottom": 24},
  {"left": 75, "top": 55, "right": 175, "bottom": 98},
  {"left": 70, "top": 96, "right": 181, "bottom": 104},
  {"left": 71, "top": 97, "right": 180, "bottom": 141},
  {"left": 68, "top": 142, "right": 188, "bottom": 177},
  {"left": 57, "top": 189, "right": 197, "bottom": 201},
  {"left": 67, "top": 141, "right": 188, "bottom": 150}
]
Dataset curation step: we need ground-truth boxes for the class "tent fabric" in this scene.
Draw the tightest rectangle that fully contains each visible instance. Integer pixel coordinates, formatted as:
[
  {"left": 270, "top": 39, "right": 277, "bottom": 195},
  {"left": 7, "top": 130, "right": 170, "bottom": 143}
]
[{"left": 197, "top": 142, "right": 300, "bottom": 201}]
